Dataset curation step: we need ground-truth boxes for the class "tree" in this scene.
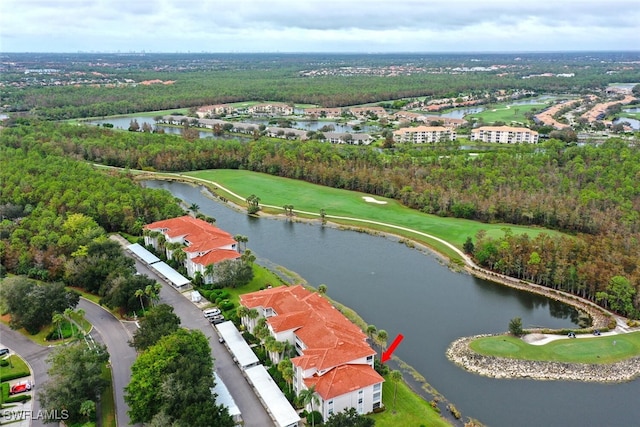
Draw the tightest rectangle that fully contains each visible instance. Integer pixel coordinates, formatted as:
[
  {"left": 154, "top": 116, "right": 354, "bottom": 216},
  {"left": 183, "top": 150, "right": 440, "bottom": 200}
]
[
  {"left": 126, "top": 329, "right": 233, "bottom": 426},
  {"left": 135, "top": 289, "right": 146, "bottom": 315},
  {"left": 39, "top": 342, "right": 109, "bottom": 425},
  {"left": 101, "top": 274, "right": 158, "bottom": 315},
  {"left": 246, "top": 194, "right": 261, "bottom": 215},
  {"left": 299, "top": 385, "right": 321, "bottom": 427},
  {"left": 463, "top": 236, "right": 475, "bottom": 254},
  {"left": 606, "top": 276, "right": 636, "bottom": 317},
  {"left": 375, "top": 329, "right": 388, "bottom": 354},
  {"left": 52, "top": 311, "right": 65, "bottom": 342},
  {"left": 391, "top": 370, "right": 402, "bottom": 413},
  {"left": 188, "top": 203, "right": 200, "bottom": 214},
  {"left": 318, "top": 284, "right": 328, "bottom": 295},
  {"left": 0, "top": 277, "right": 79, "bottom": 335},
  {"left": 366, "top": 324, "right": 377, "bottom": 344},
  {"left": 324, "top": 407, "right": 375, "bottom": 427},
  {"left": 509, "top": 317, "right": 524, "bottom": 336},
  {"left": 79, "top": 400, "right": 96, "bottom": 421},
  {"left": 319, "top": 209, "right": 327, "bottom": 226},
  {"left": 131, "top": 304, "right": 181, "bottom": 351}
]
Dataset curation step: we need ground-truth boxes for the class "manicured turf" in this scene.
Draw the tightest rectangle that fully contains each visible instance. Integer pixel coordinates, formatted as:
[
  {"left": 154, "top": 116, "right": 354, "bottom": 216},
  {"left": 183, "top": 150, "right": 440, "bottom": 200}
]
[
  {"left": 469, "top": 331, "right": 640, "bottom": 364},
  {"left": 369, "top": 373, "right": 450, "bottom": 427},
  {"left": 100, "top": 364, "right": 116, "bottom": 427},
  {"left": 0, "top": 355, "right": 31, "bottom": 382},
  {"left": 185, "top": 169, "right": 563, "bottom": 250},
  {"left": 222, "top": 264, "right": 287, "bottom": 307},
  {"left": 467, "top": 103, "right": 548, "bottom": 124}
]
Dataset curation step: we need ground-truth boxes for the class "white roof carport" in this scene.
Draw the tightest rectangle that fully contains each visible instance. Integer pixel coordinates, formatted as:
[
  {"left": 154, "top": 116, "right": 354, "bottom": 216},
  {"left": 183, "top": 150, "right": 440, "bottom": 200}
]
[
  {"left": 215, "top": 321, "right": 259, "bottom": 370},
  {"left": 212, "top": 373, "right": 242, "bottom": 424},
  {"left": 127, "top": 243, "right": 161, "bottom": 264},
  {"left": 245, "top": 365, "right": 300, "bottom": 427},
  {"left": 150, "top": 261, "right": 191, "bottom": 288}
]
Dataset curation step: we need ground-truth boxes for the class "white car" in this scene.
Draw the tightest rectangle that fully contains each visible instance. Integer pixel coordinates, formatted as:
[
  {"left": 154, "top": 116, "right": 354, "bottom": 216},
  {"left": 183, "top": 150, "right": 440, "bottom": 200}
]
[{"left": 203, "top": 308, "right": 221, "bottom": 318}]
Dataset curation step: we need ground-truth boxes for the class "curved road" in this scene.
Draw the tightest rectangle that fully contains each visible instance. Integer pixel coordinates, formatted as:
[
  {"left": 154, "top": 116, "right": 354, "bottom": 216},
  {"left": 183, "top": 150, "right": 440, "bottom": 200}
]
[
  {"left": 0, "top": 325, "right": 50, "bottom": 427},
  {"left": 78, "top": 299, "right": 141, "bottom": 427}
]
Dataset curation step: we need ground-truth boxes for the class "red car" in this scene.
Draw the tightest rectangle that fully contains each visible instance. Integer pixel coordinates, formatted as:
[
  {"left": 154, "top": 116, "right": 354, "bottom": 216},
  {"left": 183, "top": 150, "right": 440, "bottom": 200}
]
[{"left": 9, "top": 380, "right": 32, "bottom": 395}]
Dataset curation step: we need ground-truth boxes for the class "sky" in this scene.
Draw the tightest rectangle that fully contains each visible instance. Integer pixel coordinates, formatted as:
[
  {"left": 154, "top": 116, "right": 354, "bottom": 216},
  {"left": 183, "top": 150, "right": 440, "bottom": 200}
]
[{"left": 1, "top": 0, "right": 639, "bottom": 53}]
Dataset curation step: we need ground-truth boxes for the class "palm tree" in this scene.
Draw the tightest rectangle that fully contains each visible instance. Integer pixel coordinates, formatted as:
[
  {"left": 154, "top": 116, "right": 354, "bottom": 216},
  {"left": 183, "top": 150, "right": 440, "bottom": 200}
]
[
  {"left": 299, "top": 385, "right": 320, "bottom": 427},
  {"left": 145, "top": 283, "right": 162, "bottom": 307},
  {"left": 317, "top": 284, "right": 327, "bottom": 295},
  {"left": 63, "top": 308, "right": 77, "bottom": 338},
  {"left": 135, "top": 289, "right": 146, "bottom": 315},
  {"left": 79, "top": 400, "right": 96, "bottom": 420},
  {"left": 188, "top": 203, "right": 200, "bottom": 215},
  {"left": 391, "top": 370, "right": 402, "bottom": 413},
  {"left": 236, "top": 306, "right": 250, "bottom": 328},
  {"left": 376, "top": 329, "right": 388, "bottom": 355},
  {"left": 52, "top": 311, "right": 65, "bottom": 342},
  {"left": 247, "top": 308, "right": 259, "bottom": 331},
  {"left": 75, "top": 308, "right": 86, "bottom": 334},
  {"left": 278, "top": 359, "right": 294, "bottom": 393},
  {"left": 366, "top": 324, "right": 377, "bottom": 344},
  {"left": 319, "top": 209, "right": 326, "bottom": 226}
]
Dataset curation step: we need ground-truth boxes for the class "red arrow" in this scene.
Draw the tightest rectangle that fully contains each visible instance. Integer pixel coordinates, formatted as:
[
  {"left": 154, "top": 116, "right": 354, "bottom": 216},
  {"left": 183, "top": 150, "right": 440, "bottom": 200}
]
[{"left": 381, "top": 333, "right": 404, "bottom": 363}]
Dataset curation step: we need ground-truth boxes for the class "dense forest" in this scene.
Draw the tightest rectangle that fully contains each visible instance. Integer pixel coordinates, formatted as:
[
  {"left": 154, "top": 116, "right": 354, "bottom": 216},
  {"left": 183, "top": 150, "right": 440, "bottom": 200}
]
[
  {"left": 0, "top": 122, "right": 638, "bottom": 317},
  {"left": 0, "top": 142, "right": 183, "bottom": 280},
  {"left": 3, "top": 52, "right": 640, "bottom": 119}
]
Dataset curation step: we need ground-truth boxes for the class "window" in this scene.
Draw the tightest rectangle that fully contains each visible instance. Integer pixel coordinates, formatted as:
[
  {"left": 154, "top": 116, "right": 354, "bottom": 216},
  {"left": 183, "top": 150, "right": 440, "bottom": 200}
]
[
  {"left": 328, "top": 400, "right": 334, "bottom": 416},
  {"left": 373, "top": 383, "right": 381, "bottom": 391}
]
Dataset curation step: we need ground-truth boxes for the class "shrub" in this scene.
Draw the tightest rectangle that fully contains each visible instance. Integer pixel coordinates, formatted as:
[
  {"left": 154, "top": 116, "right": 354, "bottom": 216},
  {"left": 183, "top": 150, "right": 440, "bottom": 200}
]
[
  {"left": 307, "top": 411, "right": 323, "bottom": 425},
  {"left": 509, "top": 317, "right": 523, "bottom": 336},
  {"left": 0, "top": 359, "right": 9, "bottom": 367},
  {"left": 448, "top": 404, "right": 461, "bottom": 419}
]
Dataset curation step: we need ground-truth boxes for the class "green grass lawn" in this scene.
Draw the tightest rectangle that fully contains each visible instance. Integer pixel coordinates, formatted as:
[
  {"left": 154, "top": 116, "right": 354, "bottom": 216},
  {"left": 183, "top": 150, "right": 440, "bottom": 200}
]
[
  {"left": 0, "top": 355, "right": 31, "bottom": 382},
  {"left": 222, "top": 264, "right": 287, "bottom": 307},
  {"left": 184, "top": 169, "right": 563, "bottom": 251},
  {"left": 469, "top": 331, "right": 640, "bottom": 364},
  {"left": 100, "top": 364, "right": 116, "bottom": 427},
  {"left": 369, "top": 373, "right": 450, "bottom": 427},
  {"left": 467, "top": 103, "right": 547, "bottom": 125}
]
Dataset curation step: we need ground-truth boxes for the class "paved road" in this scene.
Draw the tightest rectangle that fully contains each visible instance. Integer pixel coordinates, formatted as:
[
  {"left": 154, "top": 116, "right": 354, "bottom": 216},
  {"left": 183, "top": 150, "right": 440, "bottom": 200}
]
[
  {"left": 121, "top": 242, "right": 274, "bottom": 427},
  {"left": 78, "top": 299, "right": 141, "bottom": 427},
  {"left": 0, "top": 325, "right": 51, "bottom": 427}
]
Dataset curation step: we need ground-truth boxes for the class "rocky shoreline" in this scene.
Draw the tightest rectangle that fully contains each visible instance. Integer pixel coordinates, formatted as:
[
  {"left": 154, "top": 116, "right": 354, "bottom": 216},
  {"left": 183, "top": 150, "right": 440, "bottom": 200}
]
[{"left": 446, "top": 335, "right": 640, "bottom": 383}]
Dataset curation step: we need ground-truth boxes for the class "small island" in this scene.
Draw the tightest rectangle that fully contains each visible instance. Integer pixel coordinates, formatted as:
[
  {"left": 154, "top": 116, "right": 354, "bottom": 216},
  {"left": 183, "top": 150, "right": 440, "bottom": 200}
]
[{"left": 447, "top": 328, "right": 640, "bottom": 382}]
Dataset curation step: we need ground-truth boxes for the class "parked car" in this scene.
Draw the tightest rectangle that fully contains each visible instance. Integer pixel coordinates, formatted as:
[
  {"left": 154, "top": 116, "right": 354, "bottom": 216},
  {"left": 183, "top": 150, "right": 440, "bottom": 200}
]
[
  {"left": 0, "top": 348, "right": 9, "bottom": 356},
  {"left": 10, "top": 381, "right": 32, "bottom": 395},
  {"left": 203, "top": 308, "right": 221, "bottom": 318},
  {"left": 209, "top": 315, "right": 225, "bottom": 324}
]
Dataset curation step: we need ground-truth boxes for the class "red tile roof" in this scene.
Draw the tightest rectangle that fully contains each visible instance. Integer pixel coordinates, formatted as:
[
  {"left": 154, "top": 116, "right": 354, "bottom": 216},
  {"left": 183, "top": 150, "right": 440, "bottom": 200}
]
[
  {"left": 193, "top": 249, "right": 241, "bottom": 265},
  {"left": 241, "top": 285, "right": 375, "bottom": 371},
  {"left": 304, "top": 364, "right": 384, "bottom": 400},
  {"left": 145, "top": 216, "right": 237, "bottom": 254}
]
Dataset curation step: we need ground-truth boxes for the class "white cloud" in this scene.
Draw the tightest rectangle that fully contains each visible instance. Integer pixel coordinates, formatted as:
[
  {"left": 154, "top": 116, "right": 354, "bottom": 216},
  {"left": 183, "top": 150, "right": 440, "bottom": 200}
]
[{"left": 1, "top": 0, "right": 639, "bottom": 52}]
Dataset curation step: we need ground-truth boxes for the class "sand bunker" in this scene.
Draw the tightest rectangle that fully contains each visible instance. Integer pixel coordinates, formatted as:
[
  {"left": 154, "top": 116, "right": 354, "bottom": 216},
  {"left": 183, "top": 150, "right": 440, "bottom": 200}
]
[{"left": 362, "top": 196, "right": 387, "bottom": 205}]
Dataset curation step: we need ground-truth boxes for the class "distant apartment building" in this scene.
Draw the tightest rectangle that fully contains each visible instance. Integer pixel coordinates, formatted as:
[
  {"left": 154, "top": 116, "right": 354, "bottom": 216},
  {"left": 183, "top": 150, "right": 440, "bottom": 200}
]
[
  {"left": 239, "top": 285, "right": 384, "bottom": 420},
  {"left": 304, "top": 107, "right": 345, "bottom": 119},
  {"left": 392, "top": 125, "right": 457, "bottom": 143},
  {"left": 144, "top": 216, "right": 240, "bottom": 283},
  {"left": 349, "top": 106, "right": 388, "bottom": 119},
  {"left": 247, "top": 102, "right": 294, "bottom": 116},
  {"left": 196, "top": 104, "right": 237, "bottom": 118},
  {"left": 471, "top": 126, "right": 539, "bottom": 143}
]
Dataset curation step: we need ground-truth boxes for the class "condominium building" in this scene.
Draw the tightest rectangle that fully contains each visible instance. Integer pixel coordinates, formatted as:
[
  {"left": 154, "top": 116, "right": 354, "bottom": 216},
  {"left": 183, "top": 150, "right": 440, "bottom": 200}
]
[
  {"left": 392, "top": 125, "right": 457, "bottom": 143},
  {"left": 471, "top": 126, "right": 539, "bottom": 143}
]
